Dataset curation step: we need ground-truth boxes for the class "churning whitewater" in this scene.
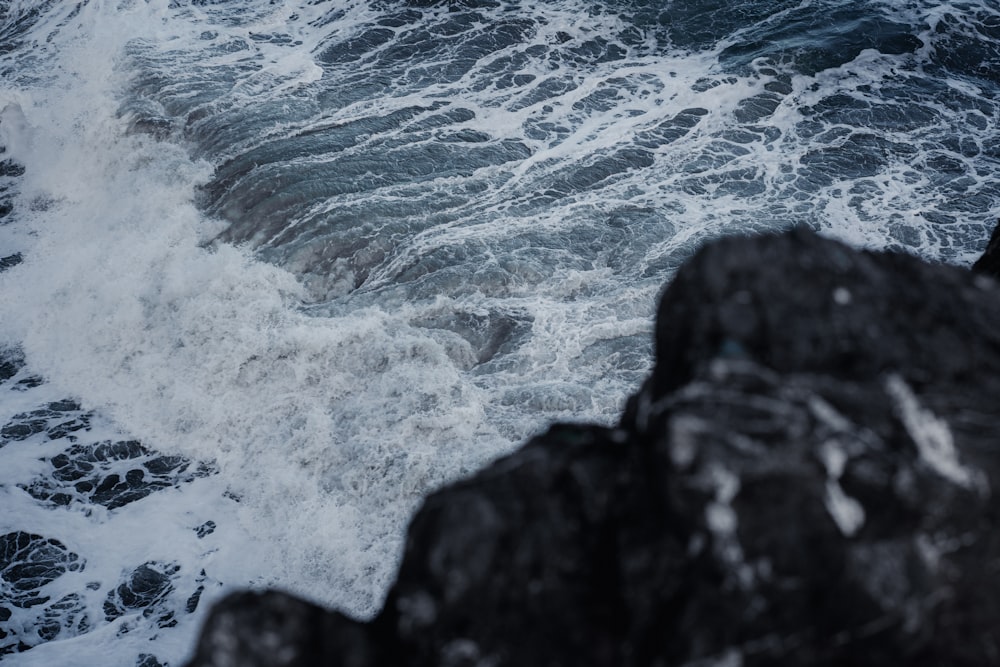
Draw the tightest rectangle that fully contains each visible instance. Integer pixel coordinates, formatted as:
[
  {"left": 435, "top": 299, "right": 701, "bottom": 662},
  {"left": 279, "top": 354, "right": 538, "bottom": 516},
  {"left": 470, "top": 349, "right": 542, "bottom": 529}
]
[{"left": 1, "top": 0, "right": 999, "bottom": 664}]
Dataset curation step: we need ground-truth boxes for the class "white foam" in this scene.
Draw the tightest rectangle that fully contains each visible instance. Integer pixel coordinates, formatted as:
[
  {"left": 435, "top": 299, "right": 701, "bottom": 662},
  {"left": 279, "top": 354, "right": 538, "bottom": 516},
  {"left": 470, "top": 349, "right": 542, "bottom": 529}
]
[{"left": 0, "top": 0, "right": 509, "bottom": 642}]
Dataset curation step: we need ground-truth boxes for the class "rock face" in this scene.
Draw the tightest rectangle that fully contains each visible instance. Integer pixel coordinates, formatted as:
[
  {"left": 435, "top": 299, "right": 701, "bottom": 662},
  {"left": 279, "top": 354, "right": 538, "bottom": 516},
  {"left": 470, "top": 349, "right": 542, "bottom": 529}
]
[
  {"left": 185, "top": 226, "right": 1000, "bottom": 666},
  {"left": 973, "top": 219, "right": 1000, "bottom": 279}
]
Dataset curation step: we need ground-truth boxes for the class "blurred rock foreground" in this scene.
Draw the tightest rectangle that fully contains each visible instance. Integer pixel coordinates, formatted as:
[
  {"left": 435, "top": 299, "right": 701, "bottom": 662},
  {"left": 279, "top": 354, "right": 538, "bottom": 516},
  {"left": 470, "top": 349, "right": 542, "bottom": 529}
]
[{"left": 186, "top": 226, "right": 1000, "bottom": 666}]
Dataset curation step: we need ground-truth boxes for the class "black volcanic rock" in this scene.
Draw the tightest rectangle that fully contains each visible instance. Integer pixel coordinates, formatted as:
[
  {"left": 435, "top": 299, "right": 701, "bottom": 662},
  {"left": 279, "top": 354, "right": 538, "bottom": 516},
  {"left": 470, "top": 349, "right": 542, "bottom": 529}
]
[
  {"left": 632, "top": 225, "right": 1000, "bottom": 407},
  {"left": 188, "top": 590, "right": 381, "bottom": 667},
  {"left": 973, "top": 218, "right": 1000, "bottom": 279},
  {"left": 185, "top": 226, "right": 1000, "bottom": 666},
  {"left": 384, "top": 423, "right": 659, "bottom": 667}
]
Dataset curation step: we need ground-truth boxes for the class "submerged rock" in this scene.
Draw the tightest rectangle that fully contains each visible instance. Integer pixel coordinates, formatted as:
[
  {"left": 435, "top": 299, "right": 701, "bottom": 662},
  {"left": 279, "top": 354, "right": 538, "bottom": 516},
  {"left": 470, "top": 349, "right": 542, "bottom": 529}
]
[
  {"left": 0, "top": 532, "right": 86, "bottom": 655},
  {"left": 0, "top": 373, "right": 221, "bottom": 659},
  {"left": 0, "top": 399, "right": 93, "bottom": 447},
  {"left": 185, "top": 226, "right": 1000, "bottom": 666},
  {"left": 23, "top": 439, "right": 216, "bottom": 510}
]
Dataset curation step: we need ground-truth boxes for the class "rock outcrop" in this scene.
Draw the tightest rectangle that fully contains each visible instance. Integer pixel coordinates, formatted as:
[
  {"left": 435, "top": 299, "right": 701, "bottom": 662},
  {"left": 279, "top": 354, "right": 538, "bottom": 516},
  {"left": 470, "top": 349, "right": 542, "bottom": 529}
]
[
  {"left": 186, "top": 226, "right": 1000, "bottom": 666},
  {"left": 973, "top": 219, "right": 1000, "bottom": 279}
]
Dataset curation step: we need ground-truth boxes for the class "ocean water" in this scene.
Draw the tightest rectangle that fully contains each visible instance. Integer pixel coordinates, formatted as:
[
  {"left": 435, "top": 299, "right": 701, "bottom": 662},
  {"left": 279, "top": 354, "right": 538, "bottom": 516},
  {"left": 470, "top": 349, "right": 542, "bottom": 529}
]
[{"left": 1, "top": 0, "right": 998, "bottom": 664}]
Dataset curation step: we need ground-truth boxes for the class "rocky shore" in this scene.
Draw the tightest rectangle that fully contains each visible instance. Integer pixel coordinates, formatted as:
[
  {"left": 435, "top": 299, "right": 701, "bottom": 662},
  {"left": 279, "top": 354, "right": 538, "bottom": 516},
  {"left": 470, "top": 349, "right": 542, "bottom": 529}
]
[{"left": 184, "top": 224, "right": 1000, "bottom": 665}]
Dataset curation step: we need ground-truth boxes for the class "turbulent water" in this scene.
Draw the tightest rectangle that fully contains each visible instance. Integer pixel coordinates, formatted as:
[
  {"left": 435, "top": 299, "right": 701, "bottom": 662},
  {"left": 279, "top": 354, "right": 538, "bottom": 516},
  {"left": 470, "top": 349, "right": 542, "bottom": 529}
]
[{"left": 0, "top": 0, "right": 998, "bottom": 664}]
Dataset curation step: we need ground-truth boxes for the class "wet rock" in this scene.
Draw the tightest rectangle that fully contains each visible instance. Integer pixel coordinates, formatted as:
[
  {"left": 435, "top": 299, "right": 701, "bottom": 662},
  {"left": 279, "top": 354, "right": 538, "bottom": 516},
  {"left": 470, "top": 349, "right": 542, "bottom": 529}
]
[
  {"left": 186, "top": 226, "right": 1000, "bottom": 666},
  {"left": 185, "top": 571, "right": 210, "bottom": 615},
  {"left": 383, "top": 424, "right": 651, "bottom": 667},
  {"left": 0, "top": 158, "right": 25, "bottom": 178},
  {"left": 411, "top": 307, "right": 532, "bottom": 366},
  {"left": 973, "top": 217, "right": 1000, "bottom": 279},
  {"left": 195, "top": 521, "right": 216, "bottom": 539},
  {"left": 2, "top": 349, "right": 44, "bottom": 390},
  {"left": 37, "top": 593, "right": 89, "bottom": 643},
  {"left": 0, "top": 346, "right": 24, "bottom": 385},
  {"left": 0, "top": 532, "right": 84, "bottom": 610},
  {"left": 632, "top": 225, "right": 1000, "bottom": 407},
  {"left": 0, "top": 400, "right": 93, "bottom": 447},
  {"left": 0, "top": 533, "right": 86, "bottom": 655},
  {"left": 188, "top": 590, "right": 381, "bottom": 667},
  {"left": 104, "top": 562, "right": 180, "bottom": 631},
  {"left": 23, "top": 440, "right": 217, "bottom": 510},
  {"left": 0, "top": 605, "right": 11, "bottom": 646},
  {"left": 0, "top": 252, "right": 20, "bottom": 271}
]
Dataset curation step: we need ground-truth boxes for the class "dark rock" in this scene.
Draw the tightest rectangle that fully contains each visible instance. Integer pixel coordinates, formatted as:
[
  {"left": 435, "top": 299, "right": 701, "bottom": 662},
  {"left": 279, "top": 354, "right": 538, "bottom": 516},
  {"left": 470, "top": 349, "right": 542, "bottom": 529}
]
[
  {"left": 0, "top": 606, "right": 11, "bottom": 650},
  {"left": 185, "top": 226, "right": 1000, "bottom": 666},
  {"left": 13, "top": 372, "right": 43, "bottom": 390},
  {"left": 37, "top": 593, "right": 89, "bottom": 642},
  {"left": 187, "top": 590, "right": 381, "bottom": 667},
  {"left": 104, "top": 562, "right": 179, "bottom": 628},
  {"left": 1, "top": 400, "right": 93, "bottom": 447},
  {"left": 632, "top": 225, "right": 1000, "bottom": 408},
  {"left": 384, "top": 424, "right": 645, "bottom": 667},
  {"left": 22, "top": 439, "right": 217, "bottom": 510},
  {"left": 0, "top": 532, "right": 84, "bottom": 610},
  {"left": 0, "top": 158, "right": 25, "bottom": 178},
  {"left": 0, "top": 346, "right": 24, "bottom": 385},
  {"left": 973, "top": 218, "right": 1000, "bottom": 279},
  {"left": 185, "top": 570, "right": 210, "bottom": 615},
  {"left": 194, "top": 521, "right": 216, "bottom": 539},
  {"left": 0, "top": 252, "right": 20, "bottom": 271},
  {"left": 411, "top": 307, "right": 532, "bottom": 366},
  {"left": 0, "top": 533, "right": 86, "bottom": 655},
  {"left": 185, "top": 588, "right": 203, "bottom": 615}
]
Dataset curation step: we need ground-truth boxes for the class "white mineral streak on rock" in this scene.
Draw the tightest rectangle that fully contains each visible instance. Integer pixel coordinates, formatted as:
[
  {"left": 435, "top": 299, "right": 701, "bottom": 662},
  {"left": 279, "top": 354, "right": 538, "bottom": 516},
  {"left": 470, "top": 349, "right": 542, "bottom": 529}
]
[
  {"left": 818, "top": 441, "right": 866, "bottom": 537},
  {"left": 809, "top": 396, "right": 866, "bottom": 536},
  {"left": 709, "top": 466, "right": 740, "bottom": 521},
  {"left": 668, "top": 415, "right": 707, "bottom": 469},
  {"left": 885, "top": 374, "right": 979, "bottom": 490},
  {"left": 704, "top": 466, "right": 753, "bottom": 588},
  {"left": 808, "top": 395, "right": 853, "bottom": 433},
  {"left": 705, "top": 502, "right": 738, "bottom": 535},
  {"left": 915, "top": 533, "right": 941, "bottom": 571},
  {"left": 681, "top": 648, "right": 744, "bottom": 667}
]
